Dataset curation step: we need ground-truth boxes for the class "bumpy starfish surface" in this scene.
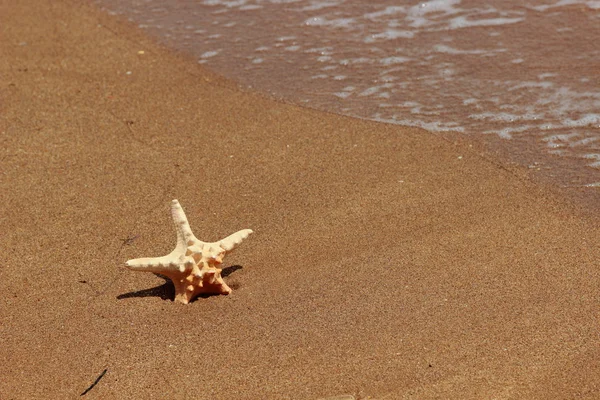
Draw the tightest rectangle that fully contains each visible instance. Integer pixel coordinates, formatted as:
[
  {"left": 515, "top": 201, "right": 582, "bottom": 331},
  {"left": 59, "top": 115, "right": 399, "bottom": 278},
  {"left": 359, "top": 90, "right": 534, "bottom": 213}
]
[{"left": 125, "top": 199, "right": 253, "bottom": 304}]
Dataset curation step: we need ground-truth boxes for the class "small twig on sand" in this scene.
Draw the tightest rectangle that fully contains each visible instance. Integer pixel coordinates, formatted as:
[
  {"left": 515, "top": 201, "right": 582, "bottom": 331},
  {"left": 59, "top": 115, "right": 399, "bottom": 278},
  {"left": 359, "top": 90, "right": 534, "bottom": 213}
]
[{"left": 80, "top": 368, "right": 107, "bottom": 396}]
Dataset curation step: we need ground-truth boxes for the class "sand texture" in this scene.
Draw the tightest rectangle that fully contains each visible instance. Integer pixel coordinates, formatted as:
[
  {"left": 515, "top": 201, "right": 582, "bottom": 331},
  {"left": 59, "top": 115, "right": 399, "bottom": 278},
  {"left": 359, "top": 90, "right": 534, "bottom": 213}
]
[{"left": 1, "top": 1, "right": 599, "bottom": 399}]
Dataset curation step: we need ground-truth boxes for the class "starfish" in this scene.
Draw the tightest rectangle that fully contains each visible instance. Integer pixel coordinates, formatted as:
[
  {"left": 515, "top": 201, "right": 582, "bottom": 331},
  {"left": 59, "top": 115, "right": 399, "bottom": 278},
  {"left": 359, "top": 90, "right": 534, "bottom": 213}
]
[{"left": 125, "top": 199, "right": 253, "bottom": 304}]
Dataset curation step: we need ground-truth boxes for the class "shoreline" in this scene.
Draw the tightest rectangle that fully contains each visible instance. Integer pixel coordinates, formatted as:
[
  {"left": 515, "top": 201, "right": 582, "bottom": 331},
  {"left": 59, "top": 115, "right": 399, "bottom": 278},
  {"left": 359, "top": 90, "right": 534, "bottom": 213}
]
[
  {"left": 1, "top": 1, "right": 599, "bottom": 399},
  {"left": 91, "top": 0, "right": 600, "bottom": 213}
]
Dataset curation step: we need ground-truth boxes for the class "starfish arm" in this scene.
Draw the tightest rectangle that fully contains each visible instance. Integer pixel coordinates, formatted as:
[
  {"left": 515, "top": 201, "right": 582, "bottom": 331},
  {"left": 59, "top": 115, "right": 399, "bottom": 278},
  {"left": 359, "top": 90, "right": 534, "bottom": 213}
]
[
  {"left": 125, "top": 255, "right": 187, "bottom": 274},
  {"left": 171, "top": 200, "right": 201, "bottom": 251},
  {"left": 219, "top": 229, "right": 253, "bottom": 251}
]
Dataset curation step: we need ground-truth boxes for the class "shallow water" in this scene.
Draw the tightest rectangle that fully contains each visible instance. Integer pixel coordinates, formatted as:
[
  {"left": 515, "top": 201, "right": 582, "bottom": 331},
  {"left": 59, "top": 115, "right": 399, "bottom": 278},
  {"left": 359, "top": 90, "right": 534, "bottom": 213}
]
[{"left": 96, "top": 0, "right": 600, "bottom": 190}]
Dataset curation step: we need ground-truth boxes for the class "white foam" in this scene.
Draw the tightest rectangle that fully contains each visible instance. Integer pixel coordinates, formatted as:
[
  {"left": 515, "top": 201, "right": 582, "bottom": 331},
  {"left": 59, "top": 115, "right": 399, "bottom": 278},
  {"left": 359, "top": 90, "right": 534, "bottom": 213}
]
[
  {"left": 380, "top": 56, "right": 411, "bottom": 65},
  {"left": 365, "top": 29, "right": 414, "bottom": 42},
  {"left": 333, "top": 91, "right": 352, "bottom": 99},
  {"left": 405, "top": 0, "right": 465, "bottom": 28},
  {"left": 469, "top": 112, "right": 542, "bottom": 122},
  {"left": 240, "top": 4, "right": 262, "bottom": 11},
  {"left": 509, "top": 81, "right": 554, "bottom": 90},
  {"left": 339, "top": 57, "right": 372, "bottom": 65},
  {"left": 306, "top": 47, "right": 333, "bottom": 54},
  {"left": 200, "top": 50, "right": 220, "bottom": 58},
  {"left": 202, "top": 0, "right": 248, "bottom": 8},
  {"left": 381, "top": 118, "right": 466, "bottom": 133},
  {"left": 365, "top": 6, "right": 407, "bottom": 20},
  {"left": 433, "top": 44, "right": 488, "bottom": 54},
  {"left": 484, "top": 125, "right": 537, "bottom": 140},
  {"left": 408, "top": 0, "right": 462, "bottom": 18},
  {"left": 562, "top": 114, "right": 600, "bottom": 127},
  {"left": 304, "top": 16, "right": 355, "bottom": 28},
  {"left": 449, "top": 16, "right": 524, "bottom": 29},
  {"left": 403, "top": 101, "right": 420, "bottom": 108},
  {"left": 360, "top": 87, "right": 381, "bottom": 96},
  {"left": 571, "top": 137, "right": 600, "bottom": 146},
  {"left": 583, "top": 154, "right": 600, "bottom": 167},
  {"left": 543, "top": 133, "right": 580, "bottom": 148},
  {"left": 297, "top": 1, "right": 343, "bottom": 12},
  {"left": 531, "top": 0, "right": 600, "bottom": 12}
]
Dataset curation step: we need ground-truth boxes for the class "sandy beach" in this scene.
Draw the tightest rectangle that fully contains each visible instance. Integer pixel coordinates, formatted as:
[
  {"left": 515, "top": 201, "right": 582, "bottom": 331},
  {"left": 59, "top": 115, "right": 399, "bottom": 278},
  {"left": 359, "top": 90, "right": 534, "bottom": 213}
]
[{"left": 1, "top": 1, "right": 599, "bottom": 399}]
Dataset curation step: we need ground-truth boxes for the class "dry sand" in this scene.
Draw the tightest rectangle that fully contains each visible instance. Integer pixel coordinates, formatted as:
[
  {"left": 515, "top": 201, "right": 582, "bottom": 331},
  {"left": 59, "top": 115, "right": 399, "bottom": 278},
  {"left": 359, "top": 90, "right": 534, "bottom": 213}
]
[{"left": 1, "top": 1, "right": 599, "bottom": 399}]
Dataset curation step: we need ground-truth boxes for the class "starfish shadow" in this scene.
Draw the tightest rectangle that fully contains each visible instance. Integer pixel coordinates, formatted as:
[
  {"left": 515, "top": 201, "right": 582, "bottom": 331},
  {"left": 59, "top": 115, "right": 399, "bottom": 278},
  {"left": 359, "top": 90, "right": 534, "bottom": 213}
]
[
  {"left": 117, "top": 265, "right": 243, "bottom": 302},
  {"left": 221, "top": 264, "right": 242, "bottom": 278}
]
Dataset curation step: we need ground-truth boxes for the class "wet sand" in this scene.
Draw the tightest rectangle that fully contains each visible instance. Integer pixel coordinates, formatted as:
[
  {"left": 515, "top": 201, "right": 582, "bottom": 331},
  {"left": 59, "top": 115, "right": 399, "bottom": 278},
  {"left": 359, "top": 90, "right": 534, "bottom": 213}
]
[
  {"left": 1, "top": 1, "right": 599, "bottom": 399},
  {"left": 95, "top": 0, "right": 600, "bottom": 200}
]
